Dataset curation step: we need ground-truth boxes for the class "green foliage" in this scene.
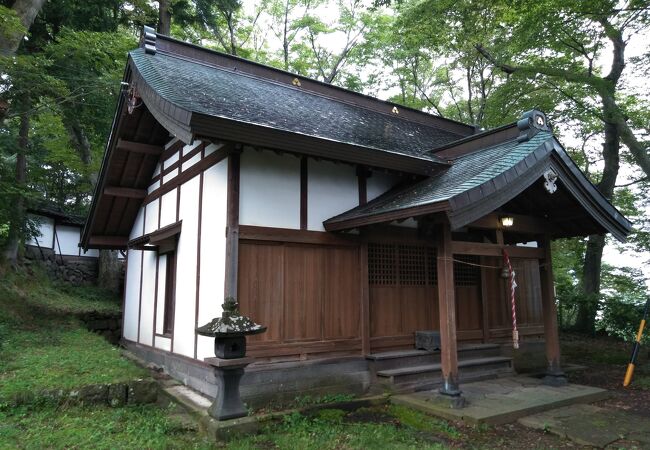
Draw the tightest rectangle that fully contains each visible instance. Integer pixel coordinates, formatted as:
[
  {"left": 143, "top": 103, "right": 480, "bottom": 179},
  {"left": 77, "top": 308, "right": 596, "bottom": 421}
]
[{"left": 0, "top": 5, "right": 25, "bottom": 42}]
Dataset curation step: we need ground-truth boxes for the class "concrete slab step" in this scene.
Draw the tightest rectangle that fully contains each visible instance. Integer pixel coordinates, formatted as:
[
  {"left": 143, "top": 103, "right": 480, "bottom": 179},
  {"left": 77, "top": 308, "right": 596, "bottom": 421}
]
[{"left": 377, "top": 356, "right": 513, "bottom": 386}]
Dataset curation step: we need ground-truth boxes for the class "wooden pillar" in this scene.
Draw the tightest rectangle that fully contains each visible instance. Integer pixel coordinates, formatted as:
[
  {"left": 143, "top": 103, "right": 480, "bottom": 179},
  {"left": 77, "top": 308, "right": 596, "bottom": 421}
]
[
  {"left": 360, "top": 242, "right": 370, "bottom": 355},
  {"left": 539, "top": 236, "right": 567, "bottom": 386},
  {"left": 436, "top": 222, "right": 462, "bottom": 398},
  {"left": 224, "top": 151, "right": 240, "bottom": 299}
]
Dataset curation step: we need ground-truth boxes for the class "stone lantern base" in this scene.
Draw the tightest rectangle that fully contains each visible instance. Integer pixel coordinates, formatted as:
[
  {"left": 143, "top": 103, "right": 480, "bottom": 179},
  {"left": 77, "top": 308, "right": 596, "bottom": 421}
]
[{"left": 205, "top": 356, "right": 254, "bottom": 420}]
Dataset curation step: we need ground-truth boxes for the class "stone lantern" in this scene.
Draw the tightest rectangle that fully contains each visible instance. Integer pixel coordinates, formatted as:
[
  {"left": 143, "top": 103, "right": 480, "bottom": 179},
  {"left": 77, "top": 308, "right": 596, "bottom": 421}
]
[{"left": 196, "top": 297, "right": 266, "bottom": 420}]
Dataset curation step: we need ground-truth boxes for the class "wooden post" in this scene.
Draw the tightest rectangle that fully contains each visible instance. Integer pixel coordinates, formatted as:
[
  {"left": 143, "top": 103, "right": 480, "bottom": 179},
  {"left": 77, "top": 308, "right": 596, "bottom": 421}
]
[
  {"left": 224, "top": 151, "right": 240, "bottom": 299},
  {"left": 539, "top": 236, "right": 567, "bottom": 386},
  {"left": 360, "top": 242, "right": 370, "bottom": 355},
  {"left": 436, "top": 222, "right": 462, "bottom": 401}
]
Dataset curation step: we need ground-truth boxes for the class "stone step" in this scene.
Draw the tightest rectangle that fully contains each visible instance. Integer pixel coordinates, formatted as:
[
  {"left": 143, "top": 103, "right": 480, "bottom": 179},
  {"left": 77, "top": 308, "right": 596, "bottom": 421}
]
[
  {"left": 367, "top": 344, "right": 502, "bottom": 372},
  {"left": 376, "top": 356, "right": 513, "bottom": 386}
]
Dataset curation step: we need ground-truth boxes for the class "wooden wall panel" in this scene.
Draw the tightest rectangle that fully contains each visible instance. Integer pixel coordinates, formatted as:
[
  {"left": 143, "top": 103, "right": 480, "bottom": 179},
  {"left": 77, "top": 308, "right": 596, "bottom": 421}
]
[
  {"left": 323, "top": 247, "right": 361, "bottom": 339},
  {"left": 370, "top": 286, "right": 402, "bottom": 337},
  {"left": 238, "top": 240, "right": 361, "bottom": 356},
  {"left": 513, "top": 258, "right": 543, "bottom": 325},
  {"left": 238, "top": 242, "right": 284, "bottom": 343},
  {"left": 456, "top": 286, "right": 481, "bottom": 330},
  {"left": 400, "top": 287, "right": 437, "bottom": 335},
  {"left": 284, "top": 245, "right": 323, "bottom": 341}
]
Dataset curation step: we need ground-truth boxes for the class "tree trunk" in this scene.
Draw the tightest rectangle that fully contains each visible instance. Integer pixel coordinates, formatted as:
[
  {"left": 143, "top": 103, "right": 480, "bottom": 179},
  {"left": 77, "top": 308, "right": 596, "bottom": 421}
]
[
  {"left": 3, "top": 108, "right": 29, "bottom": 264},
  {"left": 0, "top": 0, "right": 47, "bottom": 56},
  {"left": 576, "top": 116, "right": 620, "bottom": 334},
  {"left": 98, "top": 250, "right": 121, "bottom": 294},
  {"left": 157, "top": 0, "right": 171, "bottom": 35}
]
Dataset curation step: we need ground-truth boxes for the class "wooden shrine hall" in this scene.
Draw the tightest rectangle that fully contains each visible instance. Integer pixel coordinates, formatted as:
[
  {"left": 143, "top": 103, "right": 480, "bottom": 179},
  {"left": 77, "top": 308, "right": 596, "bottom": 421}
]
[{"left": 82, "top": 29, "right": 632, "bottom": 404}]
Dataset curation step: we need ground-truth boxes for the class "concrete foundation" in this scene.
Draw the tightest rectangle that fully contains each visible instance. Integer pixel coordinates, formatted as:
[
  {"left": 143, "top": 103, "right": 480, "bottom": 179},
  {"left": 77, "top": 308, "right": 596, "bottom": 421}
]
[{"left": 125, "top": 341, "right": 372, "bottom": 409}]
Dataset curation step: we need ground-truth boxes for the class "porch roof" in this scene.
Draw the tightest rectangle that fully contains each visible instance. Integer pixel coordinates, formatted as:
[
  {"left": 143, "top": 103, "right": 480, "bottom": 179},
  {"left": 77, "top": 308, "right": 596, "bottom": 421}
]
[{"left": 324, "top": 125, "right": 632, "bottom": 242}]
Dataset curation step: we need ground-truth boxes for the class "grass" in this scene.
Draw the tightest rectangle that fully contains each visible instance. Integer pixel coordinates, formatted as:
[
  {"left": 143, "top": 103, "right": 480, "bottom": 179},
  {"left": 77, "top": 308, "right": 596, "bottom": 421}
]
[
  {"left": 0, "top": 264, "right": 145, "bottom": 401},
  {"left": 1, "top": 264, "right": 121, "bottom": 316},
  {"left": 228, "top": 405, "right": 454, "bottom": 450},
  {"left": 0, "top": 404, "right": 213, "bottom": 449}
]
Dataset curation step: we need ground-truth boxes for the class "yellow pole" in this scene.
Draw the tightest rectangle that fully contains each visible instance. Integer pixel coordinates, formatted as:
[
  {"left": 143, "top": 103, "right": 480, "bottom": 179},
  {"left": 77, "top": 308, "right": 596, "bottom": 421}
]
[{"left": 623, "top": 299, "right": 649, "bottom": 387}]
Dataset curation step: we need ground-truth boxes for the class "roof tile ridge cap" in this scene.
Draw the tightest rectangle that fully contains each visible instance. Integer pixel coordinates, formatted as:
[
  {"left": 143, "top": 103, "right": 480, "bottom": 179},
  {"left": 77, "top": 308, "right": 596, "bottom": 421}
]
[
  {"left": 429, "top": 122, "right": 517, "bottom": 154},
  {"left": 152, "top": 33, "right": 474, "bottom": 134}
]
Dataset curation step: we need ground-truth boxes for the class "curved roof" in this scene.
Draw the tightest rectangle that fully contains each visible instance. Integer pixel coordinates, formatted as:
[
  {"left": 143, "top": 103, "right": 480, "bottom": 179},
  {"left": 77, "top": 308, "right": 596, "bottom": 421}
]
[{"left": 325, "top": 129, "right": 632, "bottom": 242}]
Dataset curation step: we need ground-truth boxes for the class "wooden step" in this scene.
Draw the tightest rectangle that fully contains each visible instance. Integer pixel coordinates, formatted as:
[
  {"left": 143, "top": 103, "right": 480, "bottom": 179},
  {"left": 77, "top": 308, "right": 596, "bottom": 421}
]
[
  {"left": 367, "top": 344, "right": 502, "bottom": 372},
  {"left": 376, "top": 356, "right": 513, "bottom": 386}
]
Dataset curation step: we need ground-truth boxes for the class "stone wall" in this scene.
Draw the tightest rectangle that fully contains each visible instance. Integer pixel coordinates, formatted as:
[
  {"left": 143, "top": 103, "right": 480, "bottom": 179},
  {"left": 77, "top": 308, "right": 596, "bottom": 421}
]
[
  {"left": 79, "top": 311, "right": 122, "bottom": 345},
  {"left": 25, "top": 246, "right": 100, "bottom": 284}
]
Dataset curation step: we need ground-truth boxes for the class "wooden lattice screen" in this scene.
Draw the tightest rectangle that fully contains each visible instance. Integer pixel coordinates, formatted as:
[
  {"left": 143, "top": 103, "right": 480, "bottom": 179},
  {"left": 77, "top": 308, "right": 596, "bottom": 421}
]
[
  {"left": 453, "top": 255, "right": 481, "bottom": 286},
  {"left": 368, "top": 243, "right": 437, "bottom": 286}
]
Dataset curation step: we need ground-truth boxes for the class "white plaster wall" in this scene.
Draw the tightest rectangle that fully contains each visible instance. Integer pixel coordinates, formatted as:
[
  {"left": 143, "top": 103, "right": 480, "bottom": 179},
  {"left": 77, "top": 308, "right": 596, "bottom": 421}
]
[
  {"left": 307, "top": 160, "right": 359, "bottom": 231},
  {"left": 204, "top": 143, "right": 220, "bottom": 157},
  {"left": 55, "top": 225, "right": 81, "bottom": 256},
  {"left": 197, "top": 159, "right": 228, "bottom": 360},
  {"left": 81, "top": 248, "right": 99, "bottom": 258},
  {"left": 139, "top": 205, "right": 159, "bottom": 346},
  {"left": 123, "top": 249, "right": 142, "bottom": 341},
  {"left": 153, "top": 163, "right": 161, "bottom": 177},
  {"left": 155, "top": 254, "right": 167, "bottom": 335},
  {"left": 163, "top": 168, "right": 178, "bottom": 184},
  {"left": 130, "top": 207, "right": 145, "bottom": 240},
  {"left": 160, "top": 190, "right": 177, "bottom": 227},
  {"left": 240, "top": 149, "right": 300, "bottom": 229},
  {"left": 164, "top": 150, "right": 180, "bottom": 169},
  {"left": 367, "top": 171, "right": 400, "bottom": 201},
  {"left": 183, "top": 140, "right": 201, "bottom": 156},
  {"left": 182, "top": 153, "right": 201, "bottom": 171},
  {"left": 27, "top": 215, "right": 54, "bottom": 249},
  {"left": 124, "top": 206, "right": 146, "bottom": 342},
  {"left": 173, "top": 175, "right": 201, "bottom": 358},
  {"left": 145, "top": 200, "right": 160, "bottom": 234},
  {"left": 155, "top": 335, "right": 171, "bottom": 351},
  {"left": 148, "top": 180, "right": 160, "bottom": 194}
]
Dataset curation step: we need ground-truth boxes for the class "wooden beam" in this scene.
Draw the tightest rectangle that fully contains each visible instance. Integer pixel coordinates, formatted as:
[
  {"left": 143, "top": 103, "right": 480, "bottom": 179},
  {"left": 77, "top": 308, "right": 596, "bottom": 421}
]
[
  {"left": 87, "top": 235, "right": 128, "bottom": 248},
  {"left": 451, "top": 241, "right": 545, "bottom": 259},
  {"left": 468, "top": 212, "right": 551, "bottom": 235},
  {"left": 436, "top": 222, "right": 461, "bottom": 397},
  {"left": 104, "top": 186, "right": 147, "bottom": 199},
  {"left": 539, "top": 236, "right": 567, "bottom": 385},
  {"left": 239, "top": 225, "right": 359, "bottom": 246},
  {"left": 224, "top": 152, "right": 240, "bottom": 299},
  {"left": 116, "top": 138, "right": 163, "bottom": 155}
]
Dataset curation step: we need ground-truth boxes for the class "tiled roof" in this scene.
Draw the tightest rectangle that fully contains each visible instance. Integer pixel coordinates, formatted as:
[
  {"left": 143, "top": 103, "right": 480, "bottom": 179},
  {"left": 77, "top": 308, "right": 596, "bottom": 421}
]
[
  {"left": 130, "top": 49, "right": 464, "bottom": 162},
  {"left": 325, "top": 131, "right": 553, "bottom": 225}
]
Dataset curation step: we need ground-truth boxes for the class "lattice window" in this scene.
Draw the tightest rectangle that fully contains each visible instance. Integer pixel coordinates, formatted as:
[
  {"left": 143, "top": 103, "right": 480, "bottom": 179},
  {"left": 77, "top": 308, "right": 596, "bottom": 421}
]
[
  {"left": 368, "top": 243, "right": 396, "bottom": 285},
  {"left": 398, "top": 245, "right": 426, "bottom": 286},
  {"left": 369, "top": 243, "right": 437, "bottom": 286},
  {"left": 453, "top": 255, "right": 480, "bottom": 286},
  {"left": 426, "top": 247, "right": 437, "bottom": 285}
]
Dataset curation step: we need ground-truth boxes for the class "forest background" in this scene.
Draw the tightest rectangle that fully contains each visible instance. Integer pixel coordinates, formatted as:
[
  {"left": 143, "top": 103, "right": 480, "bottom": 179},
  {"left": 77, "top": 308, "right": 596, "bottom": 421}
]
[{"left": 1, "top": 0, "right": 649, "bottom": 341}]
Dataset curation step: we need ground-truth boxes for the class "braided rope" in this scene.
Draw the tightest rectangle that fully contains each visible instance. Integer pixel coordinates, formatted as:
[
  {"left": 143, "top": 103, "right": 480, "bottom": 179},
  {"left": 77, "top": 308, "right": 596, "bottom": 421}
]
[{"left": 502, "top": 249, "right": 519, "bottom": 349}]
